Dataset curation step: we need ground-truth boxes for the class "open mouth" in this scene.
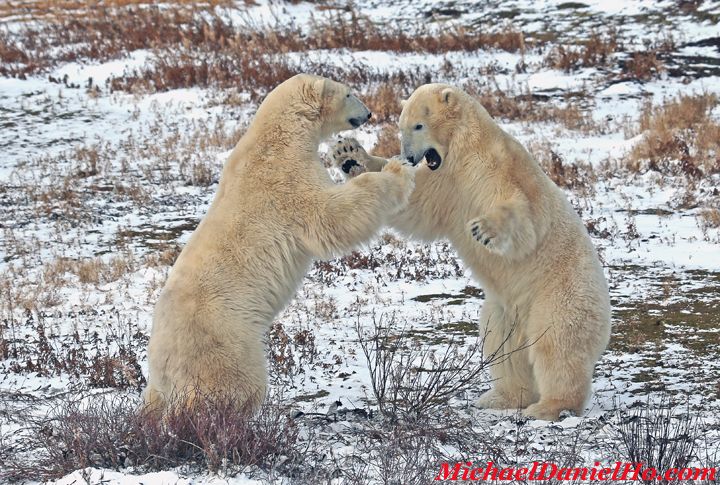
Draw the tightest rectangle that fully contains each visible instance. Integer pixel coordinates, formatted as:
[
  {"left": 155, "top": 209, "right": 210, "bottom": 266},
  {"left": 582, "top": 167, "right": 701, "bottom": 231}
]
[{"left": 424, "top": 148, "right": 442, "bottom": 170}]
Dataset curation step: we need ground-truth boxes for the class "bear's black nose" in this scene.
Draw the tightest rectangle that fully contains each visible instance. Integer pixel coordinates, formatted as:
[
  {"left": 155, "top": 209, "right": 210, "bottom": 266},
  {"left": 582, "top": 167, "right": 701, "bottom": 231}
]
[{"left": 366, "top": 112, "right": 372, "bottom": 120}]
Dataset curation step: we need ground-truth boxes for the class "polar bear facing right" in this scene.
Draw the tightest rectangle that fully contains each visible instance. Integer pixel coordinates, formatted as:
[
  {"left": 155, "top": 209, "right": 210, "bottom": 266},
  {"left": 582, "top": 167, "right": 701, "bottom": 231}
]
[
  {"left": 145, "top": 74, "right": 415, "bottom": 415},
  {"left": 332, "top": 84, "right": 611, "bottom": 421}
]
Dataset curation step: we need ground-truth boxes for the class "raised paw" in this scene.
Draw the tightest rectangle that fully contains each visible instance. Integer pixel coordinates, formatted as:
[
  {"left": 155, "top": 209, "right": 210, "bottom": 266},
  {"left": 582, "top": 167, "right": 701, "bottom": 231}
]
[
  {"left": 331, "top": 138, "right": 369, "bottom": 177},
  {"left": 468, "top": 216, "right": 508, "bottom": 254},
  {"left": 382, "top": 157, "right": 416, "bottom": 208}
]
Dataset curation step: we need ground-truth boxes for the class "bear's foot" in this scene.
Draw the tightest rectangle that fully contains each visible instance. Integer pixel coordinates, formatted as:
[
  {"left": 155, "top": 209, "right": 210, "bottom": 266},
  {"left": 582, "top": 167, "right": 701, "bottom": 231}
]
[
  {"left": 522, "top": 401, "right": 569, "bottom": 421},
  {"left": 331, "top": 138, "right": 368, "bottom": 177},
  {"left": 474, "top": 389, "right": 518, "bottom": 410}
]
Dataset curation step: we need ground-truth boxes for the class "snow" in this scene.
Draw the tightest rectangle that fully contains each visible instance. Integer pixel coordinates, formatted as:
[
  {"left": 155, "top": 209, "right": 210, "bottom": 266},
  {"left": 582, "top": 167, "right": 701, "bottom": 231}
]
[
  {"left": 51, "top": 469, "right": 264, "bottom": 485},
  {"left": 1, "top": 0, "right": 719, "bottom": 483}
]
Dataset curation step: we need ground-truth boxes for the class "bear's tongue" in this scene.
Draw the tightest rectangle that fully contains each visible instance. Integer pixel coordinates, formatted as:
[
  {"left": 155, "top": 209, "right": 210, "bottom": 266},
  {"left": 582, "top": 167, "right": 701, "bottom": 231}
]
[{"left": 425, "top": 148, "right": 442, "bottom": 170}]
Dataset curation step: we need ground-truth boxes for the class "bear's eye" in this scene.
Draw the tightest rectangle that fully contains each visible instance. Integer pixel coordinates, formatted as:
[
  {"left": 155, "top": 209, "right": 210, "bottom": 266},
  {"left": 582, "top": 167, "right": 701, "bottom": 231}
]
[
  {"left": 346, "top": 93, "right": 350, "bottom": 98},
  {"left": 414, "top": 124, "right": 423, "bottom": 131}
]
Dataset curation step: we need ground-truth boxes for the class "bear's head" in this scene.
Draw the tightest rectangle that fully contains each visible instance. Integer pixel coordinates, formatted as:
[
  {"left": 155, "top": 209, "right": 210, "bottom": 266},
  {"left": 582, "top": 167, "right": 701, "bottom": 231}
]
[
  {"left": 398, "top": 83, "right": 463, "bottom": 172},
  {"left": 281, "top": 74, "right": 372, "bottom": 139}
]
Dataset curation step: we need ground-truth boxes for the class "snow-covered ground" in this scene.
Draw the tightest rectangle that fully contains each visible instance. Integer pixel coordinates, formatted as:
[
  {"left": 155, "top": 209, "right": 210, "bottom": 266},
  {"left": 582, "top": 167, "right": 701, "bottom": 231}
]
[{"left": 1, "top": 0, "right": 719, "bottom": 483}]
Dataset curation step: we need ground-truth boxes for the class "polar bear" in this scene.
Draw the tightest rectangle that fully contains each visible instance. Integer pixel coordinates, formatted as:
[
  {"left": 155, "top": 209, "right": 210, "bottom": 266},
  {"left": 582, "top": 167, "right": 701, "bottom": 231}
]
[
  {"left": 144, "top": 74, "right": 415, "bottom": 413},
  {"left": 332, "top": 83, "right": 610, "bottom": 421}
]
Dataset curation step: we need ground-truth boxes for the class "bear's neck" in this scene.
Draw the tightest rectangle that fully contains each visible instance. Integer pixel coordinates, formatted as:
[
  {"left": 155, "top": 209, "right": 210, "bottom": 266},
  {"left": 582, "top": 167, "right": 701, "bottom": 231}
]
[{"left": 245, "top": 115, "right": 322, "bottom": 162}]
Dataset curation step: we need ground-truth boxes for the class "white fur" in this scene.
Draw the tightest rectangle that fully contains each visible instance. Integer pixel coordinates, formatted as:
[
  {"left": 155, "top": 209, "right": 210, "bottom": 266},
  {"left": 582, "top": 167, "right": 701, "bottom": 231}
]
[
  {"left": 144, "top": 74, "right": 415, "bottom": 413},
  {"left": 332, "top": 84, "right": 610, "bottom": 421}
]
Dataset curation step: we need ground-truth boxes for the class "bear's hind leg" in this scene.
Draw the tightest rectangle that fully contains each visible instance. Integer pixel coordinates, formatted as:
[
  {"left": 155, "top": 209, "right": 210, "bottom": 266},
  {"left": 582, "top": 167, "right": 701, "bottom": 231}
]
[
  {"left": 523, "top": 336, "right": 593, "bottom": 421},
  {"left": 475, "top": 300, "right": 538, "bottom": 411}
]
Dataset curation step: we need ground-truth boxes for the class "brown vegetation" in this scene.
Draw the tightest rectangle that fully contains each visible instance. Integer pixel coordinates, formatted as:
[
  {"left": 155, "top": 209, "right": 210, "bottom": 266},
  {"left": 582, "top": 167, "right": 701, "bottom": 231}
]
[
  {"left": 543, "top": 30, "right": 622, "bottom": 72},
  {"left": 543, "top": 29, "right": 674, "bottom": 81},
  {"left": 628, "top": 92, "right": 720, "bottom": 175},
  {"left": 372, "top": 124, "right": 401, "bottom": 158},
  {"left": 2, "top": 392, "right": 296, "bottom": 480},
  {"left": 0, "top": 3, "right": 527, "bottom": 89}
]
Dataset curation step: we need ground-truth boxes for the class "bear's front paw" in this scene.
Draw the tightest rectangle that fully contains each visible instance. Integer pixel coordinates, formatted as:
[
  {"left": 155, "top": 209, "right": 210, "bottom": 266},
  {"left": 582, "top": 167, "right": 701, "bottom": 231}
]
[
  {"left": 383, "top": 157, "right": 416, "bottom": 207},
  {"left": 468, "top": 216, "right": 509, "bottom": 254},
  {"left": 332, "top": 138, "right": 368, "bottom": 178}
]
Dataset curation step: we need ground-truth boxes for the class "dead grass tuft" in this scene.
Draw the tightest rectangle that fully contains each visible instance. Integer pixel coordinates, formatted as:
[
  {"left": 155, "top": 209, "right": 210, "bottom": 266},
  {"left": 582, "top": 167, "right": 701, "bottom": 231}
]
[
  {"left": 364, "top": 83, "right": 404, "bottom": 125},
  {"left": 624, "top": 51, "right": 665, "bottom": 81},
  {"left": 628, "top": 92, "right": 720, "bottom": 175},
  {"left": 532, "top": 143, "right": 596, "bottom": 190},
  {"left": 698, "top": 207, "right": 720, "bottom": 229},
  {"left": 372, "top": 124, "right": 401, "bottom": 158},
  {"left": 543, "top": 30, "right": 621, "bottom": 72}
]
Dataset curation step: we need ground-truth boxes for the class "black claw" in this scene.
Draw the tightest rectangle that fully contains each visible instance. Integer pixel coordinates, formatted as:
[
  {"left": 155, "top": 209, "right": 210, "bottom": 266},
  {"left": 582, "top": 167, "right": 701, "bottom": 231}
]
[
  {"left": 341, "top": 159, "right": 360, "bottom": 174},
  {"left": 483, "top": 238, "right": 491, "bottom": 246}
]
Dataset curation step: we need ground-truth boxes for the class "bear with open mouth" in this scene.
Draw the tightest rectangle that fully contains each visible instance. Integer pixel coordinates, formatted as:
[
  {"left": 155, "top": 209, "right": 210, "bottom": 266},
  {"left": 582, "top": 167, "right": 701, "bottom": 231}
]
[{"left": 332, "top": 83, "right": 610, "bottom": 421}]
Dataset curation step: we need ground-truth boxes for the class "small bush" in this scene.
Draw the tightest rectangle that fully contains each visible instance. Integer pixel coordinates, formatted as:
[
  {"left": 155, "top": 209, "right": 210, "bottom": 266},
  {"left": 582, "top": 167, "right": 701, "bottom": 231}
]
[
  {"left": 628, "top": 93, "right": 720, "bottom": 175},
  {"left": 2, "top": 390, "right": 298, "bottom": 481},
  {"left": 615, "top": 401, "right": 699, "bottom": 484}
]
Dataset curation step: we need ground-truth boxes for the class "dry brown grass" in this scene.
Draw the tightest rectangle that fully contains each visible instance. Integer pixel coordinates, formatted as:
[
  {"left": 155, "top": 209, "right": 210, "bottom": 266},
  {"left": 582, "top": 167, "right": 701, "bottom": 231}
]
[
  {"left": 529, "top": 139, "right": 596, "bottom": 190},
  {"left": 543, "top": 30, "right": 621, "bottom": 72},
  {"left": 628, "top": 92, "right": 720, "bottom": 175},
  {"left": 543, "top": 30, "right": 673, "bottom": 81},
  {"left": 699, "top": 207, "right": 720, "bottom": 229},
  {"left": 372, "top": 124, "right": 401, "bottom": 158},
  {"left": 470, "top": 86, "right": 602, "bottom": 133},
  {"left": 0, "top": 0, "right": 230, "bottom": 20},
  {"left": 302, "top": 10, "right": 527, "bottom": 54},
  {"left": 623, "top": 51, "right": 665, "bottom": 81},
  {"left": 364, "top": 83, "right": 404, "bottom": 125},
  {"left": 0, "top": 4, "right": 229, "bottom": 78},
  {"left": 1, "top": 3, "right": 527, "bottom": 92}
]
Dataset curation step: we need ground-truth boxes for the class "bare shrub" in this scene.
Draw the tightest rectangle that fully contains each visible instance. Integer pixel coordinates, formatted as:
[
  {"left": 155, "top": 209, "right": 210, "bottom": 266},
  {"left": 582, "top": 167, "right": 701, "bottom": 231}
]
[
  {"left": 332, "top": 422, "right": 449, "bottom": 485},
  {"left": 3, "top": 390, "right": 298, "bottom": 481},
  {"left": 615, "top": 401, "right": 700, "bottom": 484},
  {"left": 356, "top": 314, "right": 525, "bottom": 422}
]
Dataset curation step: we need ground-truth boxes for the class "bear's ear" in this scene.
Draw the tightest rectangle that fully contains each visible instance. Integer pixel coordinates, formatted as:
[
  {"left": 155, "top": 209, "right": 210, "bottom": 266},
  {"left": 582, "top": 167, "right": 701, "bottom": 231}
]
[
  {"left": 440, "top": 87, "right": 456, "bottom": 107},
  {"left": 314, "top": 77, "right": 328, "bottom": 99}
]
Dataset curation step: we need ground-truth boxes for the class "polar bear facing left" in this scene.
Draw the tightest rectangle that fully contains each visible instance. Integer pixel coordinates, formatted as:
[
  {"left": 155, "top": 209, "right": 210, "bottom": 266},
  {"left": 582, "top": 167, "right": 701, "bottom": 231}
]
[
  {"left": 332, "top": 84, "right": 610, "bottom": 421},
  {"left": 144, "top": 74, "right": 415, "bottom": 413}
]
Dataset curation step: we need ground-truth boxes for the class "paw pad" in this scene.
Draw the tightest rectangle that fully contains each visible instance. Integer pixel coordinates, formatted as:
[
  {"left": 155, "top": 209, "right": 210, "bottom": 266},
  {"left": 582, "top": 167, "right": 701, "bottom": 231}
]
[{"left": 341, "top": 159, "right": 360, "bottom": 174}]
